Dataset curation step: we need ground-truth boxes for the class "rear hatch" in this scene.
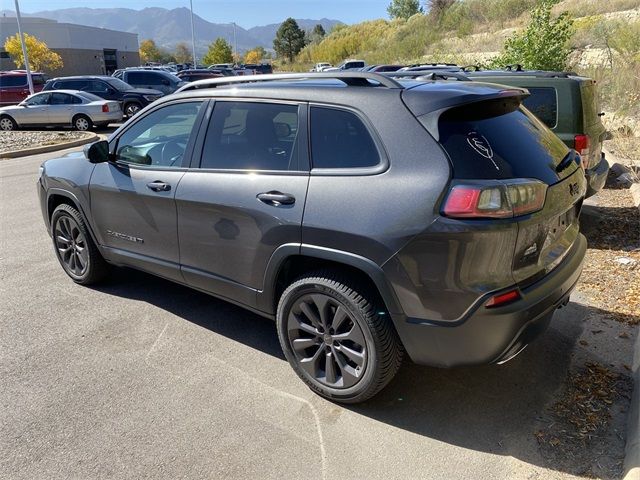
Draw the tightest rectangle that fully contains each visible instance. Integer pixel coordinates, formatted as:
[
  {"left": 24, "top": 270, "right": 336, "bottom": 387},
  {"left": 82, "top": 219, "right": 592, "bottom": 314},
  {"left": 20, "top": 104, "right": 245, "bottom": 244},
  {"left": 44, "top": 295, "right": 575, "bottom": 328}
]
[
  {"left": 579, "top": 78, "right": 606, "bottom": 169},
  {"left": 406, "top": 88, "right": 586, "bottom": 286}
]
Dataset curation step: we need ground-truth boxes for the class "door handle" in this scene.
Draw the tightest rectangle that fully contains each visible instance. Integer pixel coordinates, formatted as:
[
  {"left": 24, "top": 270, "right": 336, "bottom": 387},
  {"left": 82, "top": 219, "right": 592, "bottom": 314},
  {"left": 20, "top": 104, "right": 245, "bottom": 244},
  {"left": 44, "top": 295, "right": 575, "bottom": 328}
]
[
  {"left": 146, "top": 181, "right": 171, "bottom": 192},
  {"left": 256, "top": 191, "right": 295, "bottom": 206}
]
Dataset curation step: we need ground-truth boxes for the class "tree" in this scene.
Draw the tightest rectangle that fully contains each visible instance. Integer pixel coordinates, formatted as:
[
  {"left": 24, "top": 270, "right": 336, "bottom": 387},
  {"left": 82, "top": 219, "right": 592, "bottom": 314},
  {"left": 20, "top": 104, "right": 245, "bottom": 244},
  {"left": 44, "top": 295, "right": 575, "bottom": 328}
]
[
  {"left": 387, "top": 0, "right": 423, "bottom": 20},
  {"left": 4, "top": 33, "right": 63, "bottom": 72},
  {"left": 202, "top": 38, "right": 233, "bottom": 65},
  {"left": 492, "top": 0, "right": 574, "bottom": 71},
  {"left": 312, "top": 24, "right": 326, "bottom": 38},
  {"left": 244, "top": 46, "right": 266, "bottom": 64},
  {"left": 174, "top": 42, "right": 192, "bottom": 64},
  {"left": 273, "top": 18, "right": 306, "bottom": 63},
  {"left": 426, "top": 0, "right": 455, "bottom": 19},
  {"left": 139, "top": 39, "right": 162, "bottom": 63}
]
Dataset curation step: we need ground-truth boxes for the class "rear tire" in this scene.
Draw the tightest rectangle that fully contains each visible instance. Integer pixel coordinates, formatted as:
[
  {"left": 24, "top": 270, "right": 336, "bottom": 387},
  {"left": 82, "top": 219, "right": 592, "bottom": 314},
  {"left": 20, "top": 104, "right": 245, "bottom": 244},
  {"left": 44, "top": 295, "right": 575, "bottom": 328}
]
[
  {"left": 276, "top": 271, "right": 403, "bottom": 404},
  {"left": 72, "top": 114, "right": 92, "bottom": 131},
  {"left": 124, "top": 102, "right": 142, "bottom": 117},
  {"left": 51, "top": 204, "right": 109, "bottom": 285},
  {"left": 0, "top": 115, "right": 17, "bottom": 131}
]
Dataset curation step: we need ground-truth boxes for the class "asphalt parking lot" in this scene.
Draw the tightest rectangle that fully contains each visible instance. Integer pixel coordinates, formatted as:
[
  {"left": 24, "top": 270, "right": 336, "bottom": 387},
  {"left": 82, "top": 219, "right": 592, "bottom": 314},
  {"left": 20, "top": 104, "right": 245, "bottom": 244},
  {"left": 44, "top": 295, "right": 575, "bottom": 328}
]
[{"left": 0, "top": 148, "right": 635, "bottom": 480}]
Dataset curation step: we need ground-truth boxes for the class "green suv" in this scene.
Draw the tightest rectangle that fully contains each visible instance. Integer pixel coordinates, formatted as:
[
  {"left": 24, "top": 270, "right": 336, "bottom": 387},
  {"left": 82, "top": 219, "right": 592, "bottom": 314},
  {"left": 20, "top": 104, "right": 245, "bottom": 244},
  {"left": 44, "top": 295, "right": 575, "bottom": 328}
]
[{"left": 465, "top": 68, "right": 608, "bottom": 197}]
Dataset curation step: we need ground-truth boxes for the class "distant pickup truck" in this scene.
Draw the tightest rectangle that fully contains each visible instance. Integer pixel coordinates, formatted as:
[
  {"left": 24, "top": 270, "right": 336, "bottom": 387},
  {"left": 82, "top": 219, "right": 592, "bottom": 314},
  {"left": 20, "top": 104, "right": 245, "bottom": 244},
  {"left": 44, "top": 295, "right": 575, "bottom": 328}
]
[{"left": 310, "top": 62, "right": 333, "bottom": 72}]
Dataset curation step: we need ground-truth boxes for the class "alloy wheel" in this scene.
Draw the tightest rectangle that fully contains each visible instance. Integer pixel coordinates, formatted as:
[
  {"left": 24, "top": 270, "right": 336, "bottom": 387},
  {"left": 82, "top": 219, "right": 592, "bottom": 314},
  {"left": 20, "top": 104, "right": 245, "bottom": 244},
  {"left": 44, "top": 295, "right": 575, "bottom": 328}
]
[
  {"left": 125, "top": 104, "right": 141, "bottom": 116},
  {"left": 54, "top": 215, "right": 89, "bottom": 277},
  {"left": 0, "top": 117, "right": 14, "bottom": 131},
  {"left": 287, "top": 293, "right": 367, "bottom": 388}
]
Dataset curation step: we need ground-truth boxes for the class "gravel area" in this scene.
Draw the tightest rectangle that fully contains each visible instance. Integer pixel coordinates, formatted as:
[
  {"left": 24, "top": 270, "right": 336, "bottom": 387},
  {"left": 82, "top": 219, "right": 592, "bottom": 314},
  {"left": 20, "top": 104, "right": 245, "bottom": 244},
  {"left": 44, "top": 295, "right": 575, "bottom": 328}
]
[{"left": 0, "top": 131, "right": 93, "bottom": 154}]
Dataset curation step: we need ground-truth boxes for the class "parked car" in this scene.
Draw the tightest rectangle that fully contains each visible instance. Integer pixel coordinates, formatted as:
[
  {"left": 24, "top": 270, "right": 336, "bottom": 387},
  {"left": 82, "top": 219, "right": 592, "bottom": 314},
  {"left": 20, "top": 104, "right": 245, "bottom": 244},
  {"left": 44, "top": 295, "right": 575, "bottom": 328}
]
[
  {"left": 0, "top": 71, "right": 48, "bottom": 105},
  {"left": 368, "top": 65, "right": 404, "bottom": 73},
  {"left": 399, "top": 63, "right": 462, "bottom": 72},
  {"left": 324, "top": 59, "right": 366, "bottom": 71},
  {"left": 38, "top": 72, "right": 587, "bottom": 403},
  {"left": 0, "top": 90, "right": 121, "bottom": 131},
  {"left": 43, "top": 75, "right": 163, "bottom": 118},
  {"left": 310, "top": 62, "right": 332, "bottom": 72},
  {"left": 177, "top": 69, "right": 224, "bottom": 83},
  {"left": 465, "top": 67, "right": 608, "bottom": 197},
  {"left": 112, "top": 69, "right": 185, "bottom": 96}
]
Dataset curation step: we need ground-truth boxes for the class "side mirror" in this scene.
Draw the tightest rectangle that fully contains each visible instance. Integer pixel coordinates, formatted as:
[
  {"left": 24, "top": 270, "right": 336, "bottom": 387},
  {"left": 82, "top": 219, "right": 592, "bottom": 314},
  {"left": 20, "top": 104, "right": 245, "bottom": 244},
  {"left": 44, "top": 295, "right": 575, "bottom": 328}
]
[{"left": 84, "top": 140, "right": 110, "bottom": 164}]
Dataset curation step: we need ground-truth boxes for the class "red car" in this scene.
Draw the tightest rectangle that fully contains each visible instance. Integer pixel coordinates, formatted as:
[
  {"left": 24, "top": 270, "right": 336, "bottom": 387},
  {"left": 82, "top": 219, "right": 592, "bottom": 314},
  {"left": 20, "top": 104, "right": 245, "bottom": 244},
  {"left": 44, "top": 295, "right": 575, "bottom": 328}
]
[{"left": 0, "top": 71, "right": 48, "bottom": 105}]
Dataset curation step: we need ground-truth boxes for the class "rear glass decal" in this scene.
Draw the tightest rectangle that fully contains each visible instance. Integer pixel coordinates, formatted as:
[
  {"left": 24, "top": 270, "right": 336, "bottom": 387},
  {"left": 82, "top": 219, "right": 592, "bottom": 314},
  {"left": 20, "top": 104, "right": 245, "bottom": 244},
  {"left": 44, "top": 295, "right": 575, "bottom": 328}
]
[{"left": 466, "top": 131, "right": 499, "bottom": 170}]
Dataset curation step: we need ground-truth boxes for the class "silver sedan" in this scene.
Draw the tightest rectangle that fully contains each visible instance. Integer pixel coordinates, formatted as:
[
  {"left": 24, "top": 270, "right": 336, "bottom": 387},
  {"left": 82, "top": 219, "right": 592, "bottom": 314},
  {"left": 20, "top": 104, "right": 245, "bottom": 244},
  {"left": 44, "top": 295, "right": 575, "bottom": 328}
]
[{"left": 0, "top": 90, "right": 122, "bottom": 131}]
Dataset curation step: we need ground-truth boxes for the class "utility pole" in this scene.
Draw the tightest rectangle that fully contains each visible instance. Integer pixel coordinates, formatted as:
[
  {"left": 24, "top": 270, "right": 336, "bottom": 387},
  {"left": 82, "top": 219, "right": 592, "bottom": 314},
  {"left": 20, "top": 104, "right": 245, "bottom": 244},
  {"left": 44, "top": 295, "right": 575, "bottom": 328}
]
[
  {"left": 14, "top": 0, "right": 34, "bottom": 95},
  {"left": 232, "top": 22, "right": 237, "bottom": 63},
  {"left": 189, "top": 0, "right": 197, "bottom": 67}
]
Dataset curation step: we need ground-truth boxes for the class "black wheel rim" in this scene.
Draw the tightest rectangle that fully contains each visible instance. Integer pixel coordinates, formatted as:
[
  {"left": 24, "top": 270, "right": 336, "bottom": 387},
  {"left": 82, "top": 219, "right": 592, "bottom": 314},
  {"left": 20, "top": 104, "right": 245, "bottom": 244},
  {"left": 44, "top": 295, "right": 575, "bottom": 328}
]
[
  {"left": 287, "top": 293, "right": 367, "bottom": 389},
  {"left": 54, "top": 216, "right": 89, "bottom": 277}
]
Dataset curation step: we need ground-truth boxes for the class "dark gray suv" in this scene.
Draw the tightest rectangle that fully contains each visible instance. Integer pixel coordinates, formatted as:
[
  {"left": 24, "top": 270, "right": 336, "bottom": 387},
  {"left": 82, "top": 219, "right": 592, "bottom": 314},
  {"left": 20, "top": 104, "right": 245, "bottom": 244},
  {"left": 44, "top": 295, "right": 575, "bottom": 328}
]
[{"left": 38, "top": 73, "right": 587, "bottom": 403}]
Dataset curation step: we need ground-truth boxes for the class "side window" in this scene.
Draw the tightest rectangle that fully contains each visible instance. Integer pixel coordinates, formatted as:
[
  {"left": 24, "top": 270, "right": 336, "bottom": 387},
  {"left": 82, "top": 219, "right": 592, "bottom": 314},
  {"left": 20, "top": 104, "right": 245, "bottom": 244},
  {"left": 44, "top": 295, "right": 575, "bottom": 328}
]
[
  {"left": 115, "top": 101, "right": 204, "bottom": 168},
  {"left": 521, "top": 87, "right": 558, "bottom": 128},
  {"left": 201, "top": 101, "right": 301, "bottom": 171},
  {"left": 310, "top": 107, "right": 380, "bottom": 169},
  {"left": 24, "top": 93, "right": 50, "bottom": 106},
  {"left": 89, "top": 81, "right": 110, "bottom": 93},
  {"left": 128, "top": 72, "right": 156, "bottom": 85},
  {"left": 50, "top": 93, "right": 74, "bottom": 105}
]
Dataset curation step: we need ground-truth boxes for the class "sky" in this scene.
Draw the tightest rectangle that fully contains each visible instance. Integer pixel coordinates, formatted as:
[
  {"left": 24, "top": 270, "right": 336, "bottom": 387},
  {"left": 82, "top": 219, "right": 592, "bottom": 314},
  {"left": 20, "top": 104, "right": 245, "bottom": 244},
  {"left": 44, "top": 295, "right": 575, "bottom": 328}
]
[{"left": 15, "top": 0, "right": 392, "bottom": 28}]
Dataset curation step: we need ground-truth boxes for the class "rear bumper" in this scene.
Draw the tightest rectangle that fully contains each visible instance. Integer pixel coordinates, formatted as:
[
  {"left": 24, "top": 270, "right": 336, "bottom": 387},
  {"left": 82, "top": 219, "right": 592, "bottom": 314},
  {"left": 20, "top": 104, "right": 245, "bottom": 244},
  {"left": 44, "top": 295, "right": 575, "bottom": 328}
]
[
  {"left": 585, "top": 152, "right": 609, "bottom": 198},
  {"left": 391, "top": 233, "right": 587, "bottom": 367}
]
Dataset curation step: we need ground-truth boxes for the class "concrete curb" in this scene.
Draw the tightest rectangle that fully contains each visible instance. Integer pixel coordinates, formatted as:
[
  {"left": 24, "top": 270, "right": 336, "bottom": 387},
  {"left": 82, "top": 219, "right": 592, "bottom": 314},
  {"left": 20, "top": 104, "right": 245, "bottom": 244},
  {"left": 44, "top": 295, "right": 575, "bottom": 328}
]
[
  {"left": 0, "top": 133, "right": 98, "bottom": 159},
  {"left": 624, "top": 332, "right": 640, "bottom": 480}
]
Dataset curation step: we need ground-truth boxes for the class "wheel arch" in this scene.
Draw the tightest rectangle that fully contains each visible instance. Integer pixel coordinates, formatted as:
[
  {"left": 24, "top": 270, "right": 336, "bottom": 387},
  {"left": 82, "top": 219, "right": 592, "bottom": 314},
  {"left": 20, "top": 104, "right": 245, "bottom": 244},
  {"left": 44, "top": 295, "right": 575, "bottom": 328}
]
[
  {"left": 259, "top": 244, "right": 403, "bottom": 317},
  {"left": 0, "top": 113, "right": 18, "bottom": 128},
  {"left": 47, "top": 190, "right": 99, "bottom": 246}
]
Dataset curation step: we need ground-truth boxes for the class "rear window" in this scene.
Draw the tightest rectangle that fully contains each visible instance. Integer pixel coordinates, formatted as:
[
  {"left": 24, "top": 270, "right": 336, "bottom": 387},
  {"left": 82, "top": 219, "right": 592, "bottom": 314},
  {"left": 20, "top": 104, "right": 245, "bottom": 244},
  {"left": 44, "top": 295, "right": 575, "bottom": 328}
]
[
  {"left": 521, "top": 87, "right": 557, "bottom": 128},
  {"left": 310, "top": 107, "right": 380, "bottom": 169},
  {"left": 436, "top": 99, "right": 572, "bottom": 184}
]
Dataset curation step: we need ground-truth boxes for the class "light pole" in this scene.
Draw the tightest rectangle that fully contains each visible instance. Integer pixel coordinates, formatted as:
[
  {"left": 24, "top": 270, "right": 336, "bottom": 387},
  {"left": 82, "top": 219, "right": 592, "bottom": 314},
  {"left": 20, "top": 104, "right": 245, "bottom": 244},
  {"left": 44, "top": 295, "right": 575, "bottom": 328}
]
[
  {"left": 14, "top": 0, "right": 34, "bottom": 95},
  {"left": 232, "top": 22, "right": 237, "bottom": 63},
  {"left": 189, "top": 0, "right": 197, "bottom": 67}
]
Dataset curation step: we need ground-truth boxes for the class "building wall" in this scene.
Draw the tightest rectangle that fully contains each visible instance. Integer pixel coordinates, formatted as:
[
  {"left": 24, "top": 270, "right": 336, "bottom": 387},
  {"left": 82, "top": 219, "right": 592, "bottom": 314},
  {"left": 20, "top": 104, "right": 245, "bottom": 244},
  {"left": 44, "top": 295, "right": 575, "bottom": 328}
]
[{"left": 0, "top": 17, "right": 139, "bottom": 76}]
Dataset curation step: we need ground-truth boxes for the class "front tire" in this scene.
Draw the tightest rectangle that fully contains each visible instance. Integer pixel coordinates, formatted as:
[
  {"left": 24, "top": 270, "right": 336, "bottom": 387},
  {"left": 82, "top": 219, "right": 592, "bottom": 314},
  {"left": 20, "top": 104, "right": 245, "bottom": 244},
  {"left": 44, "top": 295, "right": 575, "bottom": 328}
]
[
  {"left": 51, "top": 204, "right": 109, "bottom": 284},
  {"left": 276, "top": 271, "right": 403, "bottom": 403},
  {"left": 0, "top": 115, "right": 17, "bottom": 131},
  {"left": 124, "top": 102, "right": 141, "bottom": 117}
]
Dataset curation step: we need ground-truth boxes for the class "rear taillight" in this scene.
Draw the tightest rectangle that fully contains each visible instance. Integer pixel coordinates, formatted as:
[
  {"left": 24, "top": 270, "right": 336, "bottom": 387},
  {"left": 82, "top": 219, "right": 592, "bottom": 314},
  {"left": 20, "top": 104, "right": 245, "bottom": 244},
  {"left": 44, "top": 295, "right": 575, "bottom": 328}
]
[
  {"left": 102, "top": 104, "right": 109, "bottom": 113},
  {"left": 443, "top": 179, "right": 547, "bottom": 219},
  {"left": 574, "top": 134, "right": 590, "bottom": 168}
]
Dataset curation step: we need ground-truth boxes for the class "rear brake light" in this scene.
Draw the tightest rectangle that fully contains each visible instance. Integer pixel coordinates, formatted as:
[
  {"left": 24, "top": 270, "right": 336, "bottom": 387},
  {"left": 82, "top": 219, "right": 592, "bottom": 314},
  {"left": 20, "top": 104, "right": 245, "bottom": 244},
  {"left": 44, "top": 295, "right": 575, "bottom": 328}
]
[
  {"left": 443, "top": 179, "right": 547, "bottom": 219},
  {"left": 485, "top": 289, "right": 521, "bottom": 308},
  {"left": 574, "top": 135, "right": 590, "bottom": 162},
  {"left": 102, "top": 104, "right": 109, "bottom": 113}
]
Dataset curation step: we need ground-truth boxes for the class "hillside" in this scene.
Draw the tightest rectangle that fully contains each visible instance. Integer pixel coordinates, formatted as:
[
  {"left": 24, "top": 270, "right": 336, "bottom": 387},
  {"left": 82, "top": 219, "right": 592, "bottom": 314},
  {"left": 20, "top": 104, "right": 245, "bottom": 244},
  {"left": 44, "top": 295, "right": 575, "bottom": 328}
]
[{"left": 1, "top": 8, "right": 341, "bottom": 54}]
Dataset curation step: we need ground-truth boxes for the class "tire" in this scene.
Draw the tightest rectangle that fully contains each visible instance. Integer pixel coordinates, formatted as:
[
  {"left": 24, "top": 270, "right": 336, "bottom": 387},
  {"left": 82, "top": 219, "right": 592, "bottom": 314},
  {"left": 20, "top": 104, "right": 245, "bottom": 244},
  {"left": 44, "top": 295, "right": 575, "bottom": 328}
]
[
  {"left": 72, "top": 114, "right": 91, "bottom": 131},
  {"left": 124, "top": 102, "right": 142, "bottom": 117},
  {"left": 0, "top": 115, "right": 17, "bottom": 131},
  {"left": 276, "top": 271, "right": 403, "bottom": 404},
  {"left": 51, "top": 204, "right": 109, "bottom": 285}
]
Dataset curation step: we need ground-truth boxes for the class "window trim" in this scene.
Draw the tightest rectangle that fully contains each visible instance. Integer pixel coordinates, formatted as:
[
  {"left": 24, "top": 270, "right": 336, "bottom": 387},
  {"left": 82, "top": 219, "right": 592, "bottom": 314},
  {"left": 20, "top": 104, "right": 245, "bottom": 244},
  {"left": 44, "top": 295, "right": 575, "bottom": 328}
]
[
  {"left": 520, "top": 86, "right": 558, "bottom": 130},
  {"left": 108, "top": 98, "right": 209, "bottom": 171},
  {"left": 308, "top": 102, "right": 389, "bottom": 176},
  {"left": 190, "top": 97, "right": 310, "bottom": 175}
]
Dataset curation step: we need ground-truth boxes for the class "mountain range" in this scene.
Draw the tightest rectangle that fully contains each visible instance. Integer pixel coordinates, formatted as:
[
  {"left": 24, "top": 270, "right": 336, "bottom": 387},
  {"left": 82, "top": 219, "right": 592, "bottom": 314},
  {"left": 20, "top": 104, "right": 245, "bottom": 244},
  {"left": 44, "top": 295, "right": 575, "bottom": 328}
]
[{"left": 2, "top": 7, "right": 341, "bottom": 54}]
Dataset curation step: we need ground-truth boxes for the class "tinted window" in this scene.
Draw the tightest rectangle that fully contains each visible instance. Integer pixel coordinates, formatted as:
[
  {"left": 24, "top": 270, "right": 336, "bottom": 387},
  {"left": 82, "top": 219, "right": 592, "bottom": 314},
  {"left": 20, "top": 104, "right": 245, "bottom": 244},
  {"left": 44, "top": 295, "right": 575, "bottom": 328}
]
[
  {"left": 88, "top": 81, "right": 110, "bottom": 93},
  {"left": 76, "top": 91, "right": 104, "bottom": 102},
  {"left": 310, "top": 107, "right": 380, "bottom": 169},
  {"left": 106, "top": 77, "right": 132, "bottom": 91},
  {"left": 50, "top": 93, "right": 75, "bottom": 105},
  {"left": 437, "top": 101, "right": 572, "bottom": 183},
  {"left": 201, "top": 102, "right": 301, "bottom": 171},
  {"left": 33, "top": 75, "right": 46, "bottom": 86},
  {"left": 0, "top": 75, "right": 26, "bottom": 87},
  {"left": 54, "top": 80, "right": 87, "bottom": 90},
  {"left": 115, "top": 101, "right": 204, "bottom": 168},
  {"left": 521, "top": 87, "right": 557, "bottom": 128},
  {"left": 128, "top": 71, "right": 170, "bottom": 85}
]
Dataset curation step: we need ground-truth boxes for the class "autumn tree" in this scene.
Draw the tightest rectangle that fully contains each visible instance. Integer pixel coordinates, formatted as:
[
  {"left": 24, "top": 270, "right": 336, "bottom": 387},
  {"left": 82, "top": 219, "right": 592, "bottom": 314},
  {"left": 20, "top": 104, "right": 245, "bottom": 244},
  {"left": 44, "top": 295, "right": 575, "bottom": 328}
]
[
  {"left": 244, "top": 46, "right": 266, "bottom": 64},
  {"left": 274, "top": 18, "right": 306, "bottom": 63},
  {"left": 202, "top": 38, "right": 233, "bottom": 65},
  {"left": 387, "top": 0, "right": 423, "bottom": 20},
  {"left": 174, "top": 42, "right": 192, "bottom": 64},
  {"left": 4, "top": 33, "right": 63, "bottom": 71},
  {"left": 139, "top": 39, "right": 162, "bottom": 63}
]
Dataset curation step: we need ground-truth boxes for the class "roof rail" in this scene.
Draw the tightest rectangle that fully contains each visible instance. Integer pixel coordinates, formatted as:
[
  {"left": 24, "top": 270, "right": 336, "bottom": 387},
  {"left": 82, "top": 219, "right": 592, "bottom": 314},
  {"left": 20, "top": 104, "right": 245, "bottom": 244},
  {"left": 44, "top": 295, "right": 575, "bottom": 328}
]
[
  {"left": 383, "top": 71, "right": 471, "bottom": 82},
  {"left": 176, "top": 72, "right": 404, "bottom": 93}
]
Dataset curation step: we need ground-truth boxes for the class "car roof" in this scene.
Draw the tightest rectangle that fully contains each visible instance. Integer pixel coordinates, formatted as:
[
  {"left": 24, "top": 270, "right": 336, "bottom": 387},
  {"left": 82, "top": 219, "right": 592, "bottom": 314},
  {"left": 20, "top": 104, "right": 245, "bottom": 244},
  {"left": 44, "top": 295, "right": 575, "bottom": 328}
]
[{"left": 49, "top": 75, "right": 115, "bottom": 81}]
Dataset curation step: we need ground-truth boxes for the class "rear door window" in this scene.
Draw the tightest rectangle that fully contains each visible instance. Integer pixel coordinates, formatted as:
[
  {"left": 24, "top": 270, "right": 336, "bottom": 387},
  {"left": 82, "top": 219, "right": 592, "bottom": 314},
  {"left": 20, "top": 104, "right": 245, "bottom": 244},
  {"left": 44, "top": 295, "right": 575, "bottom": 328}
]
[
  {"left": 310, "top": 107, "right": 380, "bottom": 169},
  {"left": 437, "top": 100, "right": 572, "bottom": 184},
  {"left": 0, "top": 75, "right": 26, "bottom": 87},
  {"left": 201, "top": 101, "right": 303, "bottom": 171},
  {"left": 521, "top": 87, "right": 557, "bottom": 128}
]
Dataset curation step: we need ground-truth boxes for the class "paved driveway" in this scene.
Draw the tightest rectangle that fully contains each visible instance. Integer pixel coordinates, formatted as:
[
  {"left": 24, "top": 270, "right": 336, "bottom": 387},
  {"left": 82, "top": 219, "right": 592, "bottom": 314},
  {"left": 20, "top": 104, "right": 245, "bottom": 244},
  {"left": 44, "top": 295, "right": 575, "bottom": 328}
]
[{"left": 0, "top": 149, "right": 632, "bottom": 480}]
